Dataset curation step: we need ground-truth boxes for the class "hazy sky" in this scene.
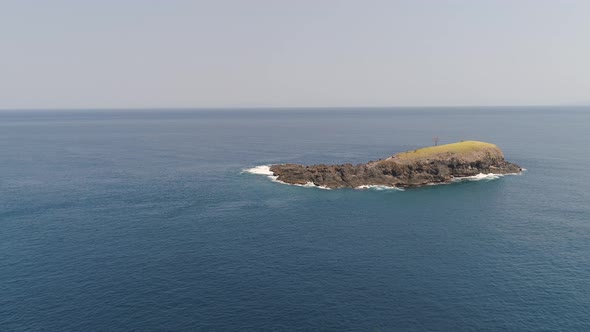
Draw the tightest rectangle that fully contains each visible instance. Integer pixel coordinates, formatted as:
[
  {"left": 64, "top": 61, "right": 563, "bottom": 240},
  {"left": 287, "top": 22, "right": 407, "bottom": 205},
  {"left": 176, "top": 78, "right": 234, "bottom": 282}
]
[{"left": 1, "top": 0, "right": 589, "bottom": 109}]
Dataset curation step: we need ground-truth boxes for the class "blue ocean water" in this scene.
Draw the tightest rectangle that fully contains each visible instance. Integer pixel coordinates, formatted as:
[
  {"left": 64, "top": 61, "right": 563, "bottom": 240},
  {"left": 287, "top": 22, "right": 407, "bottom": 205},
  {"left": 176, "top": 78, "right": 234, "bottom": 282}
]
[{"left": 1, "top": 107, "right": 589, "bottom": 331}]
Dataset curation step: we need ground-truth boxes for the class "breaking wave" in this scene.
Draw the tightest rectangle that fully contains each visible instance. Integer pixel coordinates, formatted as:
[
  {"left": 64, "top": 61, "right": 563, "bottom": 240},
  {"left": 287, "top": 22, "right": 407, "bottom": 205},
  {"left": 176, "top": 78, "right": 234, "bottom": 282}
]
[
  {"left": 242, "top": 165, "right": 331, "bottom": 190},
  {"left": 242, "top": 165, "right": 275, "bottom": 177},
  {"left": 452, "top": 171, "right": 522, "bottom": 182},
  {"left": 453, "top": 173, "right": 502, "bottom": 181},
  {"left": 355, "top": 185, "right": 404, "bottom": 191}
]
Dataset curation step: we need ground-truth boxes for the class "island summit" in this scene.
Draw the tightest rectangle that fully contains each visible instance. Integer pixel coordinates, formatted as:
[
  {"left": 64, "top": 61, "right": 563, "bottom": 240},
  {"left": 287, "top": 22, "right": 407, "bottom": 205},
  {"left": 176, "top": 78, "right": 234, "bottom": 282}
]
[{"left": 269, "top": 141, "right": 522, "bottom": 189}]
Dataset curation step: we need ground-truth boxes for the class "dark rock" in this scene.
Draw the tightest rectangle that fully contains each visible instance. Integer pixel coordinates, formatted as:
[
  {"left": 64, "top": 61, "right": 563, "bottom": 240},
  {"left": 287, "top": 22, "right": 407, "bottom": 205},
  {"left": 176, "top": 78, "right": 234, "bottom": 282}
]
[{"left": 269, "top": 141, "right": 522, "bottom": 189}]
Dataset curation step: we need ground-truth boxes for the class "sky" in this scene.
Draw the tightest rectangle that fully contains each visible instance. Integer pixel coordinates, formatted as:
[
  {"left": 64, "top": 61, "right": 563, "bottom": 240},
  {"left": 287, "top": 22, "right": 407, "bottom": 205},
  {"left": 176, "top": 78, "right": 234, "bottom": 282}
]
[{"left": 1, "top": 0, "right": 589, "bottom": 109}]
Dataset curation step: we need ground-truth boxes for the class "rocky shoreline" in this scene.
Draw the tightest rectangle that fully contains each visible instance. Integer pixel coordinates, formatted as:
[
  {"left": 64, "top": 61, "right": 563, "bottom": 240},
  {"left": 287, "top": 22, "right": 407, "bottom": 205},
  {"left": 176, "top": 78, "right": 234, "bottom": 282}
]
[{"left": 268, "top": 141, "right": 522, "bottom": 189}]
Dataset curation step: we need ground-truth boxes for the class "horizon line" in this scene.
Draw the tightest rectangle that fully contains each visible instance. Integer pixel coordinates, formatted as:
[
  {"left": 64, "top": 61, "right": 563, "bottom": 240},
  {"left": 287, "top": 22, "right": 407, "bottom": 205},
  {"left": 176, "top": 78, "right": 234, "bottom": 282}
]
[{"left": 0, "top": 104, "right": 587, "bottom": 112}]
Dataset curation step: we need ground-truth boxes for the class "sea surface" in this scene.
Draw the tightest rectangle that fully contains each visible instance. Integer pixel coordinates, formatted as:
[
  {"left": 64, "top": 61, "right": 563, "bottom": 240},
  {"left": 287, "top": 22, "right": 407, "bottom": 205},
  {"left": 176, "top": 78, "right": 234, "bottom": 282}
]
[{"left": 1, "top": 107, "right": 589, "bottom": 331}]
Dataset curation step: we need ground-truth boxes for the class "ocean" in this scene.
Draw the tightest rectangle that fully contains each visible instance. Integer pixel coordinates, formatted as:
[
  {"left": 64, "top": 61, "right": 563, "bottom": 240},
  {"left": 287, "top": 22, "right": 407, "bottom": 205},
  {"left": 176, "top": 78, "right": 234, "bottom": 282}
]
[{"left": 1, "top": 107, "right": 589, "bottom": 331}]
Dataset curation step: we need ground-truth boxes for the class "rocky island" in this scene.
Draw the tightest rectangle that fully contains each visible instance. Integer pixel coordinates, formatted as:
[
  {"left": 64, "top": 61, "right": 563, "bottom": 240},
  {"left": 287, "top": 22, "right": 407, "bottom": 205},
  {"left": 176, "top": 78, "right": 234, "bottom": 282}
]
[{"left": 269, "top": 141, "right": 522, "bottom": 189}]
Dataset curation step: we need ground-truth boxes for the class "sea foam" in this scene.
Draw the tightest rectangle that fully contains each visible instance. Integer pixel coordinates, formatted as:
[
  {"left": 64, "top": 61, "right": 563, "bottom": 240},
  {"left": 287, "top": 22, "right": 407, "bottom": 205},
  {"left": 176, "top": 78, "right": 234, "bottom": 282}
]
[
  {"left": 452, "top": 171, "right": 522, "bottom": 182},
  {"left": 242, "top": 165, "right": 331, "bottom": 190},
  {"left": 355, "top": 185, "right": 404, "bottom": 191},
  {"left": 243, "top": 165, "right": 275, "bottom": 176}
]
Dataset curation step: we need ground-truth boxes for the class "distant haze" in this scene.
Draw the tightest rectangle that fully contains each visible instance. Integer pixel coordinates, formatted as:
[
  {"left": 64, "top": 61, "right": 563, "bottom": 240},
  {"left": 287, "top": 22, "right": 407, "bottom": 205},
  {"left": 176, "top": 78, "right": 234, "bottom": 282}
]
[{"left": 1, "top": 0, "right": 589, "bottom": 109}]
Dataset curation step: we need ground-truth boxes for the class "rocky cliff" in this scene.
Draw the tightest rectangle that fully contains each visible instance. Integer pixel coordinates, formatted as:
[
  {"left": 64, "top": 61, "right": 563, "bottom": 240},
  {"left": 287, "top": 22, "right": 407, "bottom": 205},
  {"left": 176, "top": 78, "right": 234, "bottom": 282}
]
[{"left": 269, "top": 141, "right": 522, "bottom": 189}]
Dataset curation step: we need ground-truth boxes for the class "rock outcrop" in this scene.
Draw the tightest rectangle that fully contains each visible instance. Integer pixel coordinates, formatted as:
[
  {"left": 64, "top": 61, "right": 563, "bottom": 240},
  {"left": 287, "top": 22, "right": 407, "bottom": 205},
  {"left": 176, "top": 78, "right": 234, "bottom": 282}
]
[{"left": 269, "top": 141, "right": 522, "bottom": 189}]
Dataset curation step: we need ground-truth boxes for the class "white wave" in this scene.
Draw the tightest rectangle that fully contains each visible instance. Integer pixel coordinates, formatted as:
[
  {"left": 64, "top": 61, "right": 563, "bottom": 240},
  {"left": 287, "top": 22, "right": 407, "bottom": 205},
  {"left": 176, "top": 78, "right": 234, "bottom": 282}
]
[
  {"left": 242, "top": 165, "right": 279, "bottom": 182},
  {"left": 243, "top": 165, "right": 273, "bottom": 176},
  {"left": 453, "top": 173, "right": 503, "bottom": 182},
  {"left": 453, "top": 170, "right": 524, "bottom": 182},
  {"left": 242, "top": 165, "right": 331, "bottom": 190},
  {"left": 355, "top": 185, "right": 404, "bottom": 191},
  {"left": 292, "top": 182, "right": 332, "bottom": 190}
]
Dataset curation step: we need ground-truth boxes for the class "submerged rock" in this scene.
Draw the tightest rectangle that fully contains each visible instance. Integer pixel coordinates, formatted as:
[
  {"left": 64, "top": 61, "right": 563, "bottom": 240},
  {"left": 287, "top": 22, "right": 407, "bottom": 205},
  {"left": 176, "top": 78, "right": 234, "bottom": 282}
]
[{"left": 269, "top": 141, "right": 522, "bottom": 189}]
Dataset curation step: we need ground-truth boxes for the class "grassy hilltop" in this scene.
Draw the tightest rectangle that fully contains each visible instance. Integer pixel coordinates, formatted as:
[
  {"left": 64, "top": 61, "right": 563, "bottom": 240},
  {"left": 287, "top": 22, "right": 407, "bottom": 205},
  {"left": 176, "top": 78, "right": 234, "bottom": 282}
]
[{"left": 389, "top": 141, "right": 503, "bottom": 163}]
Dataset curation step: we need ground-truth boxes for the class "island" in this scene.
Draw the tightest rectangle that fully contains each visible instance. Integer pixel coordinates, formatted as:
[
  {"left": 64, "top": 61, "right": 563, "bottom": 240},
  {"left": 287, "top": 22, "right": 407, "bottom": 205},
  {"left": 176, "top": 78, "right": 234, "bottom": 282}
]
[{"left": 269, "top": 141, "right": 522, "bottom": 189}]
